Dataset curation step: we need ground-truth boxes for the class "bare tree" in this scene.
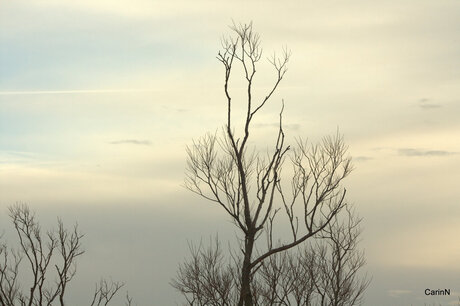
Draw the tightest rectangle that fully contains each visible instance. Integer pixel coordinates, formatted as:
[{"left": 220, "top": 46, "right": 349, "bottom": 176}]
[
  {"left": 172, "top": 208, "right": 369, "bottom": 306},
  {"left": 180, "top": 22, "right": 360, "bottom": 306},
  {"left": 0, "top": 203, "right": 130, "bottom": 306}
]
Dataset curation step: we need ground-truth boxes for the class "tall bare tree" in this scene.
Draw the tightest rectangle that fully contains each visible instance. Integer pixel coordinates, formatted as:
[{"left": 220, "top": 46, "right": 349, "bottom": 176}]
[
  {"left": 0, "top": 203, "right": 131, "bottom": 306},
  {"left": 181, "top": 22, "right": 357, "bottom": 306}
]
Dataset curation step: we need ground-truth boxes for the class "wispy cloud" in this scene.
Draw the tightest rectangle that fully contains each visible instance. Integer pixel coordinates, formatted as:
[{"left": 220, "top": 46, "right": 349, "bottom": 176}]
[
  {"left": 388, "top": 289, "right": 412, "bottom": 298},
  {"left": 0, "top": 150, "right": 37, "bottom": 158},
  {"left": 109, "top": 139, "right": 152, "bottom": 146},
  {"left": 0, "top": 89, "right": 156, "bottom": 95},
  {"left": 418, "top": 98, "right": 442, "bottom": 110},
  {"left": 398, "top": 148, "right": 457, "bottom": 157},
  {"left": 0, "top": 151, "right": 35, "bottom": 164}
]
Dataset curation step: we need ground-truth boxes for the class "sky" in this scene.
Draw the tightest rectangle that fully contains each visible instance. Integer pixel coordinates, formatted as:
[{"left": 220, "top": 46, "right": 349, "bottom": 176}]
[{"left": 1, "top": 0, "right": 460, "bottom": 305}]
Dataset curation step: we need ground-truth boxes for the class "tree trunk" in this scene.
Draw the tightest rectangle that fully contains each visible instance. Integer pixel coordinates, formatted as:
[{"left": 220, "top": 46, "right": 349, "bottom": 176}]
[{"left": 238, "top": 232, "right": 255, "bottom": 306}]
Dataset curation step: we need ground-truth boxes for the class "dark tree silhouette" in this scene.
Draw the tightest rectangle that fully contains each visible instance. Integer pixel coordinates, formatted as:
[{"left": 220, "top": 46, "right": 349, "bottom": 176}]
[
  {"left": 173, "top": 22, "right": 368, "bottom": 306},
  {"left": 0, "top": 203, "right": 131, "bottom": 306}
]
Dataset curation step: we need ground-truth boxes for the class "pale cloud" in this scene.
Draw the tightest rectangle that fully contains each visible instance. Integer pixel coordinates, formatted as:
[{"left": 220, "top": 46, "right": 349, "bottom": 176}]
[
  {"left": 398, "top": 148, "right": 457, "bottom": 157},
  {"left": 419, "top": 103, "right": 442, "bottom": 110},
  {"left": 109, "top": 139, "right": 152, "bottom": 146},
  {"left": 354, "top": 156, "right": 373, "bottom": 162},
  {"left": 0, "top": 151, "right": 39, "bottom": 165},
  {"left": 418, "top": 98, "right": 442, "bottom": 110},
  {"left": 0, "top": 89, "right": 156, "bottom": 95}
]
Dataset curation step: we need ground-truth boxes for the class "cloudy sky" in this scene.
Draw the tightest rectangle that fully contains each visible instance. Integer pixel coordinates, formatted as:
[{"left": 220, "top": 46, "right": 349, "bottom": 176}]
[{"left": 1, "top": 0, "right": 460, "bottom": 305}]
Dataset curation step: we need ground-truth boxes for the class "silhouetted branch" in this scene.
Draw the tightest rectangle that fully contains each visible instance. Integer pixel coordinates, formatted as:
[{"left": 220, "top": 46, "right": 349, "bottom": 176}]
[{"left": 90, "top": 279, "right": 124, "bottom": 306}]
